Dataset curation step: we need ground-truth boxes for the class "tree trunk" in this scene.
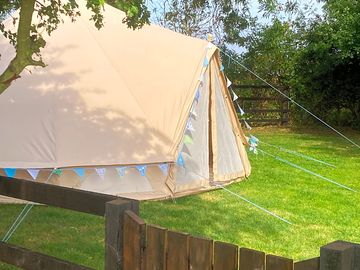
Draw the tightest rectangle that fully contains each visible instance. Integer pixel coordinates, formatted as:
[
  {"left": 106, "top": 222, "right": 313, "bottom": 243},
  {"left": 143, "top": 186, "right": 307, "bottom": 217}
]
[{"left": 0, "top": 0, "right": 45, "bottom": 95}]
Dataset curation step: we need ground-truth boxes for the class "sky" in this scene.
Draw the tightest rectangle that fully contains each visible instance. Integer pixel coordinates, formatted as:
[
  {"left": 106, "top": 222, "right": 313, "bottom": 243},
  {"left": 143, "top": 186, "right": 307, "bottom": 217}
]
[{"left": 146, "top": 0, "right": 324, "bottom": 53}]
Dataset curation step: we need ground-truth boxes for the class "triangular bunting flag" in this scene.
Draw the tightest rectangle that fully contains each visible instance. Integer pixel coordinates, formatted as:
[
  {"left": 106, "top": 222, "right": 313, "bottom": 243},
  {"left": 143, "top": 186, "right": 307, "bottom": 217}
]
[
  {"left": 199, "top": 73, "right": 205, "bottom": 84},
  {"left": 190, "top": 106, "right": 197, "bottom": 118},
  {"left": 220, "top": 64, "right": 225, "bottom": 72},
  {"left": 177, "top": 154, "right": 185, "bottom": 168},
  {"left": 95, "top": 168, "right": 106, "bottom": 180},
  {"left": 249, "top": 135, "right": 259, "bottom": 145},
  {"left": 186, "top": 120, "right": 195, "bottom": 132},
  {"left": 116, "top": 167, "right": 127, "bottom": 177},
  {"left": 227, "top": 78, "right": 232, "bottom": 87},
  {"left": 53, "top": 168, "right": 62, "bottom": 176},
  {"left": 4, "top": 168, "right": 16, "bottom": 178},
  {"left": 203, "top": 57, "right": 209, "bottom": 67},
  {"left": 184, "top": 134, "right": 194, "bottom": 145},
  {"left": 73, "top": 168, "right": 85, "bottom": 178},
  {"left": 244, "top": 120, "right": 252, "bottom": 130},
  {"left": 27, "top": 169, "right": 40, "bottom": 180},
  {"left": 158, "top": 163, "right": 169, "bottom": 176},
  {"left": 181, "top": 144, "right": 191, "bottom": 155},
  {"left": 236, "top": 103, "right": 245, "bottom": 116},
  {"left": 136, "top": 165, "right": 147, "bottom": 177},
  {"left": 195, "top": 89, "right": 200, "bottom": 103},
  {"left": 232, "top": 90, "right": 239, "bottom": 101}
]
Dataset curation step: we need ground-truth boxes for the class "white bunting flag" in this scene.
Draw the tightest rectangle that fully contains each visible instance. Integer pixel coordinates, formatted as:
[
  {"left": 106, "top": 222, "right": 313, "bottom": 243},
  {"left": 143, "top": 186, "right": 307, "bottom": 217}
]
[
  {"left": 95, "top": 168, "right": 106, "bottom": 180},
  {"left": 227, "top": 78, "right": 232, "bottom": 88},
  {"left": 232, "top": 90, "right": 239, "bottom": 101},
  {"left": 27, "top": 169, "right": 40, "bottom": 180},
  {"left": 236, "top": 103, "right": 245, "bottom": 116},
  {"left": 244, "top": 120, "right": 252, "bottom": 130}
]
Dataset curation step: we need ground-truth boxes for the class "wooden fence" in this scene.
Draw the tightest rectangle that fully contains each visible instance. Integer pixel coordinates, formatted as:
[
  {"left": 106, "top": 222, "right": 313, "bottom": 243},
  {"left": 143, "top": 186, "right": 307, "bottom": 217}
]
[
  {"left": 123, "top": 210, "right": 360, "bottom": 270},
  {"left": 0, "top": 175, "right": 359, "bottom": 270},
  {"left": 233, "top": 84, "right": 290, "bottom": 126}
]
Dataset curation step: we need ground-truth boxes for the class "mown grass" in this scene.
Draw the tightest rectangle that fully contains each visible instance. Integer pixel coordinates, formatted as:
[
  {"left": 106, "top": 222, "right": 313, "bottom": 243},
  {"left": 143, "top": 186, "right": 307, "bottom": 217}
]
[{"left": 0, "top": 127, "right": 359, "bottom": 269}]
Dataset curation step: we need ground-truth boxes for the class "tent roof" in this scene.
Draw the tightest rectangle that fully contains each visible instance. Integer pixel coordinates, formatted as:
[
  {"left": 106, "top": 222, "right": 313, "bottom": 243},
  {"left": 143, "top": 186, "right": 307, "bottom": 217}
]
[{"left": 0, "top": 3, "right": 216, "bottom": 169}]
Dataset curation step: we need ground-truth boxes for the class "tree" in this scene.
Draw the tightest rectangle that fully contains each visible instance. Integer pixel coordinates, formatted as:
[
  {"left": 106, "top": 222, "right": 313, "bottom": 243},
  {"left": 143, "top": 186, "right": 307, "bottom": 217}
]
[
  {"left": 293, "top": 0, "right": 360, "bottom": 127},
  {"left": 0, "top": 0, "right": 149, "bottom": 94}
]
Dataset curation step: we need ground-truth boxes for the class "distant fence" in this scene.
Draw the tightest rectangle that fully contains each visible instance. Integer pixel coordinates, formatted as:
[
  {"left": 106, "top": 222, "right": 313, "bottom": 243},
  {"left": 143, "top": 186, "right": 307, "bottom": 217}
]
[
  {"left": 233, "top": 84, "right": 290, "bottom": 126},
  {"left": 0, "top": 176, "right": 359, "bottom": 270}
]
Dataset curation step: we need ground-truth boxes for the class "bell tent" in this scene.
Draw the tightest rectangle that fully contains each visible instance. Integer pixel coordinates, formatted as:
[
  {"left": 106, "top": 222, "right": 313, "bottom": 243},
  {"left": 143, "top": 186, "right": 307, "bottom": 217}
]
[{"left": 0, "top": 3, "right": 250, "bottom": 200}]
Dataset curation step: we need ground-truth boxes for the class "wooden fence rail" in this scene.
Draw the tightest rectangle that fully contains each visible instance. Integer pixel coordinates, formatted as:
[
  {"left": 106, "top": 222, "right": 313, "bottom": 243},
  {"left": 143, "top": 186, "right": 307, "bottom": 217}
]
[{"left": 232, "top": 84, "right": 290, "bottom": 125}]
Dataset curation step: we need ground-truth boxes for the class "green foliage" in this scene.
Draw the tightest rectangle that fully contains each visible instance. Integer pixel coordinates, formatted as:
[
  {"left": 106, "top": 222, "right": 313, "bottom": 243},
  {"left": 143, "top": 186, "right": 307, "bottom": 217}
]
[{"left": 292, "top": 0, "right": 360, "bottom": 128}]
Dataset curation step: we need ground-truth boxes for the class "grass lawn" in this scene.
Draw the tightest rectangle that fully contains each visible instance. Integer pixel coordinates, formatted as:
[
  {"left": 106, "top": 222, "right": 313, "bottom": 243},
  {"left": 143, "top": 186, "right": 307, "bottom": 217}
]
[{"left": 0, "top": 127, "right": 359, "bottom": 269}]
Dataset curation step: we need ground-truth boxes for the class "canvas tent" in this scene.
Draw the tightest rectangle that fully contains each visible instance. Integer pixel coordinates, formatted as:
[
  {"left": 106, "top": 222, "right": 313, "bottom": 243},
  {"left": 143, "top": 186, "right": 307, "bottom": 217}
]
[{"left": 0, "top": 2, "right": 250, "bottom": 200}]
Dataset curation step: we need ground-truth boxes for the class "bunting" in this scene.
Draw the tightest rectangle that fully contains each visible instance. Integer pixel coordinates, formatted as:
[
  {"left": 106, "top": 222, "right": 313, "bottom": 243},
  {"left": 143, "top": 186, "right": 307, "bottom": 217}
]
[
  {"left": 4, "top": 168, "right": 16, "bottom": 178},
  {"left": 95, "top": 168, "right": 106, "bottom": 180},
  {"left": 27, "top": 169, "right": 40, "bottom": 180},
  {"left": 249, "top": 135, "right": 259, "bottom": 154},
  {"left": 73, "top": 168, "right": 85, "bottom": 178},
  {"left": 116, "top": 167, "right": 127, "bottom": 177},
  {"left": 203, "top": 57, "right": 209, "bottom": 67},
  {"left": 232, "top": 90, "right": 239, "bottom": 101},
  {"left": 236, "top": 103, "right": 245, "bottom": 116},
  {"left": 136, "top": 165, "right": 147, "bottom": 177},
  {"left": 177, "top": 154, "right": 185, "bottom": 168},
  {"left": 220, "top": 64, "right": 225, "bottom": 72},
  {"left": 195, "top": 89, "right": 200, "bottom": 103},
  {"left": 158, "top": 163, "right": 169, "bottom": 176},
  {"left": 244, "top": 120, "right": 252, "bottom": 130},
  {"left": 53, "top": 168, "right": 62, "bottom": 176},
  {"left": 227, "top": 78, "right": 232, "bottom": 88},
  {"left": 184, "top": 134, "right": 194, "bottom": 145},
  {"left": 186, "top": 120, "right": 195, "bottom": 132}
]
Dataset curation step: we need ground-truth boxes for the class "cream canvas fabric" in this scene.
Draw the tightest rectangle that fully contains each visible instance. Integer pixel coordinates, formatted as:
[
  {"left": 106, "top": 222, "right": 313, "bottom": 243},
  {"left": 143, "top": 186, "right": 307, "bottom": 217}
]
[{"left": 0, "top": 2, "right": 250, "bottom": 200}]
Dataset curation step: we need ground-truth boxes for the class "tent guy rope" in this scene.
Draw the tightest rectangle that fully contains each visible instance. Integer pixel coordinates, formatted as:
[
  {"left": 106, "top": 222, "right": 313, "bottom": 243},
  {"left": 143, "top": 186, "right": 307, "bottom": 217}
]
[
  {"left": 215, "top": 184, "right": 293, "bottom": 225},
  {"left": 1, "top": 170, "right": 55, "bottom": 243},
  {"left": 258, "top": 149, "right": 357, "bottom": 193}
]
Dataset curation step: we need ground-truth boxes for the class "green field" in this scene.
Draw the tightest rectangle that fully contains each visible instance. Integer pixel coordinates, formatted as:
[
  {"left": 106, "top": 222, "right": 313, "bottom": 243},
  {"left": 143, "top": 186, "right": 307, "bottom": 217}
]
[{"left": 1, "top": 127, "right": 359, "bottom": 269}]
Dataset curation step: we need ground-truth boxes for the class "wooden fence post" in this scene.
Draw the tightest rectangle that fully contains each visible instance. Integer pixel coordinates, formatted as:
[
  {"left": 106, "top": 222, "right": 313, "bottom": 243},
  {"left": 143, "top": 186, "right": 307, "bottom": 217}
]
[
  {"left": 105, "top": 198, "right": 139, "bottom": 270},
  {"left": 320, "top": 241, "right": 360, "bottom": 270}
]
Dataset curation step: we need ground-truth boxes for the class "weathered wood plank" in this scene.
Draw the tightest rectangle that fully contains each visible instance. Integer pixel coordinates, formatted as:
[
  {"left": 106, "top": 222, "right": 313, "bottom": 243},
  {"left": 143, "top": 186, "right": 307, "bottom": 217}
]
[
  {"left": 145, "top": 225, "right": 166, "bottom": 270},
  {"left": 0, "top": 242, "right": 94, "bottom": 270},
  {"left": 105, "top": 199, "right": 139, "bottom": 270},
  {"left": 266, "top": 254, "right": 293, "bottom": 270},
  {"left": 213, "top": 241, "right": 238, "bottom": 270},
  {"left": 166, "top": 230, "right": 189, "bottom": 270},
  {"left": 189, "top": 236, "right": 213, "bottom": 270},
  {"left": 240, "top": 248, "right": 265, "bottom": 270},
  {"left": 123, "top": 211, "right": 146, "bottom": 270},
  {"left": 294, "top": 257, "right": 320, "bottom": 270},
  {"left": 0, "top": 176, "right": 128, "bottom": 216},
  {"left": 320, "top": 241, "right": 354, "bottom": 270}
]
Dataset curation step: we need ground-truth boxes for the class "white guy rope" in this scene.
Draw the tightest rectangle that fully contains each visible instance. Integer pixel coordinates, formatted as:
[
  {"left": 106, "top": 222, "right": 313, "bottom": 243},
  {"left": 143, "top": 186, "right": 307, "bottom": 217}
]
[
  {"left": 221, "top": 50, "right": 360, "bottom": 149},
  {"left": 1, "top": 170, "right": 55, "bottom": 243},
  {"left": 215, "top": 184, "right": 293, "bottom": 225},
  {"left": 258, "top": 149, "right": 357, "bottom": 192},
  {"left": 258, "top": 140, "right": 336, "bottom": 168}
]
